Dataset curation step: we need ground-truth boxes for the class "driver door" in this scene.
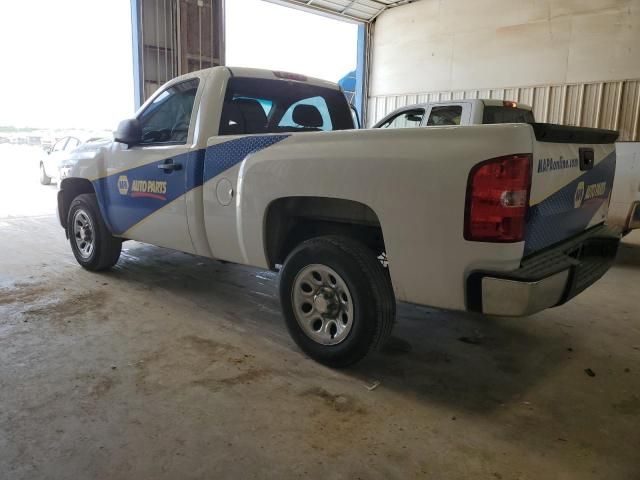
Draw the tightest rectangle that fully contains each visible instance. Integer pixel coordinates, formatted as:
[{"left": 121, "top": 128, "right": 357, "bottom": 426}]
[{"left": 99, "top": 78, "right": 200, "bottom": 253}]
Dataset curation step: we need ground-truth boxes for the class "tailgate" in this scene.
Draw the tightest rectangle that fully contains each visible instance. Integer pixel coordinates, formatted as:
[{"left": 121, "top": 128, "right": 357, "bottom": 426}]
[{"left": 525, "top": 123, "right": 618, "bottom": 256}]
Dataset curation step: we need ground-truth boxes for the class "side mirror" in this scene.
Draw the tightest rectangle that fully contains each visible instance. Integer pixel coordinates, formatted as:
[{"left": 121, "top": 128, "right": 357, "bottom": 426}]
[{"left": 114, "top": 118, "right": 142, "bottom": 147}]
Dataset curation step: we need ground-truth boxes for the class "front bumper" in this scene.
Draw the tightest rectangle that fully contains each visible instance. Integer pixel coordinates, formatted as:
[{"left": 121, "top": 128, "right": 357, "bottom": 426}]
[{"left": 466, "top": 225, "right": 620, "bottom": 316}]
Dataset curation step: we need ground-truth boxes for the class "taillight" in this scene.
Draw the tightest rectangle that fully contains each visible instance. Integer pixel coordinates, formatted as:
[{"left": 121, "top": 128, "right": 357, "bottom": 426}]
[{"left": 464, "top": 154, "right": 532, "bottom": 242}]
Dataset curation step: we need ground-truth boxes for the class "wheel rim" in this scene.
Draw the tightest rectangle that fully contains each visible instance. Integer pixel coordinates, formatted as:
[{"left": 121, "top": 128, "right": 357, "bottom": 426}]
[
  {"left": 291, "top": 264, "right": 354, "bottom": 346},
  {"left": 72, "top": 209, "right": 95, "bottom": 259}
]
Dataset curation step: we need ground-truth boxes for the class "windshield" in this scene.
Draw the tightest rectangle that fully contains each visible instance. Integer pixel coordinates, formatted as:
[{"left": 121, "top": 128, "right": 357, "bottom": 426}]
[
  {"left": 482, "top": 106, "right": 535, "bottom": 124},
  {"left": 219, "top": 77, "right": 354, "bottom": 135}
]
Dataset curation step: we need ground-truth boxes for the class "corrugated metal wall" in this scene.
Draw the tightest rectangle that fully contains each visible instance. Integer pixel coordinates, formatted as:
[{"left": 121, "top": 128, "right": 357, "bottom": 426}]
[
  {"left": 133, "top": 0, "right": 224, "bottom": 105},
  {"left": 368, "top": 79, "right": 640, "bottom": 141}
]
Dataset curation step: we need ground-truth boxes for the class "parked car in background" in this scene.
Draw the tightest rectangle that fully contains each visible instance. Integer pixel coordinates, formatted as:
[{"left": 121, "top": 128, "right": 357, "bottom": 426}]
[
  {"left": 373, "top": 99, "right": 534, "bottom": 128},
  {"left": 40, "top": 136, "right": 81, "bottom": 185},
  {"left": 608, "top": 142, "right": 640, "bottom": 234}
]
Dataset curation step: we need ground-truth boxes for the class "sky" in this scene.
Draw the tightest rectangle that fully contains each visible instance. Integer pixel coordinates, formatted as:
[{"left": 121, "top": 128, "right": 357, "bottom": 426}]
[
  {"left": 0, "top": 0, "right": 357, "bottom": 131},
  {"left": 0, "top": 0, "right": 135, "bottom": 130}
]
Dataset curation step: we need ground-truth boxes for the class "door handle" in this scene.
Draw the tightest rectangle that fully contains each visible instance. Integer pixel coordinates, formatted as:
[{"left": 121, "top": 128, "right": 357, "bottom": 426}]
[{"left": 157, "top": 159, "right": 182, "bottom": 173}]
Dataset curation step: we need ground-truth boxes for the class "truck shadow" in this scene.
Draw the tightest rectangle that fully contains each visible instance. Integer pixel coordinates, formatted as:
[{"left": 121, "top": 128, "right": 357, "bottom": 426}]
[
  {"left": 350, "top": 303, "right": 568, "bottom": 412},
  {"left": 105, "top": 241, "right": 576, "bottom": 414}
]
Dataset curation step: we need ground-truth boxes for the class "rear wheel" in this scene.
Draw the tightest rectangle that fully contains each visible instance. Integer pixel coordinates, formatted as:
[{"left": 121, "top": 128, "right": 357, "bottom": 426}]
[
  {"left": 39, "top": 163, "right": 51, "bottom": 185},
  {"left": 67, "top": 194, "right": 122, "bottom": 271},
  {"left": 279, "top": 235, "right": 395, "bottom": 368}
]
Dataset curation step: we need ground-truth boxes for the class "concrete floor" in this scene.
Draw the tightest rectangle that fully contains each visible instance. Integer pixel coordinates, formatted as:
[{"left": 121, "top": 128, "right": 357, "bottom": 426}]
[{"left": 1, "top": 146, "right": 640, "bottom": 479}]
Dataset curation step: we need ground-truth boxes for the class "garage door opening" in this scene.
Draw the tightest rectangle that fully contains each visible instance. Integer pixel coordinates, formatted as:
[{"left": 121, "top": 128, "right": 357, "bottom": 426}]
[
  {"left": 226, "top": 0, "right": 359, "bottom": 104},
  {"left": 0, "top": 0, "right": 133, "bottom": 218}
]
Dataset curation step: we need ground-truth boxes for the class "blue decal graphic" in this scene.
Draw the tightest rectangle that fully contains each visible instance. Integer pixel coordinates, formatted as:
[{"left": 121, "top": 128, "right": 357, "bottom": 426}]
[
  {"left": 524, "top": 151, "right": 616, "bottom": 256},
  {"left": 92, "top": 135, "right": 289, "bottom": 235},
  {"left": 204, "top": 135, "right": 289, "bottom": 183},
  {"left": 93, "top": 150, "right": 204, "bottom": 235}
]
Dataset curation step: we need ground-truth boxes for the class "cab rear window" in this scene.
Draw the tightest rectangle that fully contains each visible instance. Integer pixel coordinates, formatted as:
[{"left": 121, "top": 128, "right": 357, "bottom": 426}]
[
  {"left": 482, "top": 106, "right": 535, "bottom": 124},
  {"left": 219, "top": 77, "right": 354, "bottom": 135}
]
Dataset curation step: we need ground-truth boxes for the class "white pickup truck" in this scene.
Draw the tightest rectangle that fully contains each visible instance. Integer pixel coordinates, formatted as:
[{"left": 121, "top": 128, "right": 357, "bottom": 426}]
[
  {"left": 58, "top": 67, "right": 620, "bottom": 367},
  {"left": 608, "top": 142, "right": 640, "bottom": 234},
  {"left": 373, "top": 99, "right": 534, "bottom": 129}
]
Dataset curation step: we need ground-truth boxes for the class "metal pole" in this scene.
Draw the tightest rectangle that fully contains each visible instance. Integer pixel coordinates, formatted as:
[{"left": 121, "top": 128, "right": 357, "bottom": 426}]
[
  {"left": 130, "top": 0, "right": 144, "bottom": 109},
  {"left": 155, "top": 0, "right": 160, "bottom": 89},
  {"left": 220, "top": 0, "right": 226, "bottom": 65},
  {"left": 199, "top": 1, "right": 203, "bottom": 70},
  {"left": 176, "top": 0, "right": 182, "bottom": 74},
  {"left": 210, "top": 0, "right": 214, "bottom": 66},
  {"left": 170, "top": 0, "right": 175, "bottom": 78},
  {"left": 163, "top": 0, "right": 168, "bottom": 83}
]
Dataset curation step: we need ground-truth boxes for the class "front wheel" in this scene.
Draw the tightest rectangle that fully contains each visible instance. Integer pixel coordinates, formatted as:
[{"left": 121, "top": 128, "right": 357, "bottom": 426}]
[
  {"left": 279, "top": 235, "right": 396, "bottom": 368},
  {"left": 39, "top": 163, "right": 51, "bottom": 185},
  {"left": 67, "top": 193, "right": 122, "bottom": 271}
]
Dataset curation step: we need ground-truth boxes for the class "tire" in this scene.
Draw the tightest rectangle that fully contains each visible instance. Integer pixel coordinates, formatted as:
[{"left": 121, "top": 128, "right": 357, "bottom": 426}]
[
  {"left": 67, "top": 193, "right": 122, "bottom": 271},
  {"left": 279, "top": 235, "right": 396, "bottom": 368},
  {"left": 39, "top": 163, "right": 51, "bottom": 185}
]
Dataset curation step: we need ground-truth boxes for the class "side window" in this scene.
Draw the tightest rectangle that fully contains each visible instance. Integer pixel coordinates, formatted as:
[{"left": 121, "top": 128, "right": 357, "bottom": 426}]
[
  {"left": 219, "top": 77, "right": 354, "bottom": 136},
  {"left": 482, "top": 106, "right": 535, "bottom": 124},
  {"left": 278, "top": 96, "right": 332, "bottom": 131},
  {"left": 138, "top": 78, "right": 199, "bottom": 145},
  {"left": 53, "top": 138, "right": 67, "bottom": 152},
  {"left": 427, "top": 106, "right": 462, "bottom": 126},
  {"left": 380, "top": 109, "right": 424, "bottom": 129}
]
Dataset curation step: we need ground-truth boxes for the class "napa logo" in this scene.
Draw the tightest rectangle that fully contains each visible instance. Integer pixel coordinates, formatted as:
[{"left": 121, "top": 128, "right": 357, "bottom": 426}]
[
  {"left": 116, "top": 174, "right": 167, "bottom": 200},
  {"left": 117, "top": 175, "right": 129, "bottom": 195},
  {"left": 574, "top": 181, "right": 607, "bottom": 208},
  {"left": 584, "top": 181, "right": 607, "bottom": 201},
  {"left": 130, "top": 179, "right": 167, "bottom": 200}
]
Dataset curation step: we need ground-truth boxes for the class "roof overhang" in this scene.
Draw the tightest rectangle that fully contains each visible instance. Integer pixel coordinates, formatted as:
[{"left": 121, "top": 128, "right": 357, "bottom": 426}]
[{"left": 263, "top": 0, "right": 414, "bottom": 23}]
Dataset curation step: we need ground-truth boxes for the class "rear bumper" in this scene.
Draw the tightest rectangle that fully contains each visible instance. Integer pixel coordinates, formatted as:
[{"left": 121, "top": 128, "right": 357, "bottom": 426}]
[{"left": 466, "top": 225, "right": 620, "bottom": 316}]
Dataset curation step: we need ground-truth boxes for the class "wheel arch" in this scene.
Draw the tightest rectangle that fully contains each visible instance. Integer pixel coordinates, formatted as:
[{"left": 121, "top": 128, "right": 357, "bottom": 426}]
[
  {"left": 263, "top": 196, "right": 387, "bottom": 269},
  {"left": 58, "top": 177, "right": 97, "bottom": 231}
]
